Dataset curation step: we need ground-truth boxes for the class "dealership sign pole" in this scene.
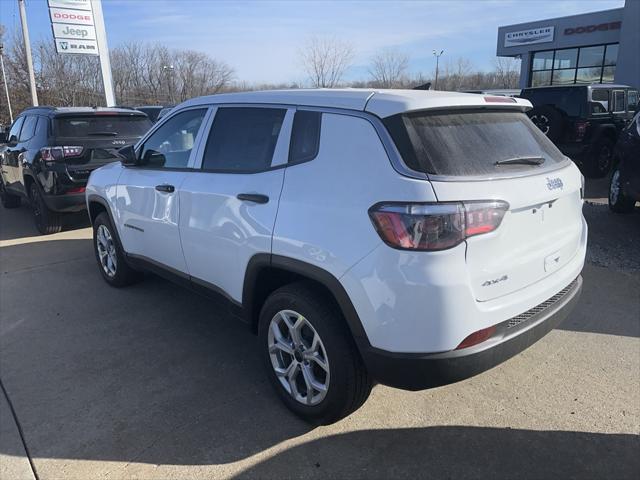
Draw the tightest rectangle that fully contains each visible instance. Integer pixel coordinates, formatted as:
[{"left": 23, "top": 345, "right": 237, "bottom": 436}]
[{"left": 48, "top": 0, "right": 115, "bottom": 106}]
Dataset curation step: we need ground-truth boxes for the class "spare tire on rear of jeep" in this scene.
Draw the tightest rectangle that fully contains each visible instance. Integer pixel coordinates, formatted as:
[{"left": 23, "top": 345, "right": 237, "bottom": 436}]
[{"left": 527, "top": 106, "right": 565, "bottom": 142}]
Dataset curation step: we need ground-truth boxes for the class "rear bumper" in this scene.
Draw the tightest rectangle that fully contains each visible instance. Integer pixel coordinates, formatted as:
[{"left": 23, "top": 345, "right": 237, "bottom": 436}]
[
  {"left": 42, "top": 193, "right": 87, "bottom": 213},
  {"left": 361, "top": 275, "right": 583, "bottom": 391}
]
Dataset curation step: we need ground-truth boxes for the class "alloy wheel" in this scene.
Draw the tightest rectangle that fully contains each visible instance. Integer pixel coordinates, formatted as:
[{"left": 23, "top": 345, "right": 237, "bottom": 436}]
[
  {"left": 610, "top": 169, "right": 621, "bottom": 204},
  {"left": 96, "top": 224, "right": 118, "bottom": 277},
  {"left": 267, "top": 309, "right": 330, "bottom": 406}
]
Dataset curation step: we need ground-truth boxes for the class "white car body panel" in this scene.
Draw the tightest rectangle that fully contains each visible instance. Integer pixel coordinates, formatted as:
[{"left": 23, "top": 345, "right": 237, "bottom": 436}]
[
  {"left": 86, "top": 88, "right": 586, "bottom": 359},
  {"left": 272, "top": 112, "right": 437, "bottom": 279}
]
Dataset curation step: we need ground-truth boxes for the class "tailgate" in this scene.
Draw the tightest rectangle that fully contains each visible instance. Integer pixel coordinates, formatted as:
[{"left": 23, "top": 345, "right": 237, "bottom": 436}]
[{"left": 431, "top": 164, "right": 583, "bottom": 301}]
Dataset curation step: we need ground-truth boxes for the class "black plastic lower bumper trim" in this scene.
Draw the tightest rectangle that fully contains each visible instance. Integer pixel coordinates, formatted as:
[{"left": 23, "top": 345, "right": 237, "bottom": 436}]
[{"left": 361, "top": 275, "right": 583, "bottom": 391}]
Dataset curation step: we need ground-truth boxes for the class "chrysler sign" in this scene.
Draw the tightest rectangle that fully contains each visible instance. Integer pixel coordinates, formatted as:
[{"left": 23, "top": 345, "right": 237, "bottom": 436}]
[{"left": 504, "top": 26, "right": 554, "bottom": 47}]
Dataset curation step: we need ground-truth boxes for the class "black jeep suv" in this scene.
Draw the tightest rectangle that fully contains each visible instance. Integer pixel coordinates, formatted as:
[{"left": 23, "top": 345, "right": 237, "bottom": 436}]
[
  {"left": 609, "top": 111, "right": 640, "bottom": 213},
  {"left": 520, "top": 84, "right": 638, "bottom": 178},
  {"left": 0, "top": 107, "right": 152, "bottom": 234}
]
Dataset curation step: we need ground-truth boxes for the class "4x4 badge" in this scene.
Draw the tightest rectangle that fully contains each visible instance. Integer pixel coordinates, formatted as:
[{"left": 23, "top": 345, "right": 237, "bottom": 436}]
[{"left": 546, "top": 177, "right": 563, "bottom": 191}]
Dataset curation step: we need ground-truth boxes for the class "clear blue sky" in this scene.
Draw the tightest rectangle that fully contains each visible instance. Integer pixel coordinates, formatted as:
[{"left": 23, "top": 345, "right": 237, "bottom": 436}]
[{"left": 0, "top": 0, "right": 625, "bottom": 84}]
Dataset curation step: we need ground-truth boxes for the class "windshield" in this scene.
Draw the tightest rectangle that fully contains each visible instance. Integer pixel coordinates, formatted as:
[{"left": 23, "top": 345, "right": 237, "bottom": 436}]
[
  {"left": 384, "top": 110, "right": 566, "bottom": 177},
  {"left": 54, "top": 115, "right": 152, "bottom": 138}
]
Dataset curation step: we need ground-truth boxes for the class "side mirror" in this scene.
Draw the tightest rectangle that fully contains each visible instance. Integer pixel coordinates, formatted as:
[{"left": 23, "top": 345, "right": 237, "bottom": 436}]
[{"left": 117, "top": 145, "right": 138, "bottom": 166}]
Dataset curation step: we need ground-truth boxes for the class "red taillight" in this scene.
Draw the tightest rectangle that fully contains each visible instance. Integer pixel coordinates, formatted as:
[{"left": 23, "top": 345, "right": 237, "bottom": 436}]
[
  {"left": 369, "top": 201, "right": 509, "bottom": 251},
  {"left": 575, "top": 121, "right": 589, "bottom": 141},
  {"left": 456, "top": 326, "right": 496, "bottom": 350},
  {"left": 40, "top": 146, "right": 84, "bottom": 162},
  {"left": 66, "top": 187, "right": 86, "bottom": 194}
]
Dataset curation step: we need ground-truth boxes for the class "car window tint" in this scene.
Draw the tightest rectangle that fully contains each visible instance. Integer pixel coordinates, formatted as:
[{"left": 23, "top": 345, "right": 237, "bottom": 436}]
[
  {"left": 8, "top": 117, "right": 25, "bottom": 142},
  {"left": 19, "top": 115, "right": 38, "bottom": 142},
  {"left": 202, "top": 107, "right": 286, "bottom": 172},
  {"left": 289, "top": 111, "right": 321, "bottom": 163},
  {"left": 613, "top": 91, "right": 625, "bottom": 113},
  {"left": 35, "top": 116, "right": 49, "bottom": 138},
  {"left": 627, "top": 91, "right": 638, "bottom": 112},
  {"left": 139, "top": 109, "right": 207, "bottom": 169}
]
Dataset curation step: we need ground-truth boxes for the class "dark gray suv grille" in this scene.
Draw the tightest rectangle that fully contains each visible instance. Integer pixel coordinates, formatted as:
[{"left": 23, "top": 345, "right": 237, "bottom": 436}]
[{"left": 506, "top": 278, "right": 578, "bottom": 329}]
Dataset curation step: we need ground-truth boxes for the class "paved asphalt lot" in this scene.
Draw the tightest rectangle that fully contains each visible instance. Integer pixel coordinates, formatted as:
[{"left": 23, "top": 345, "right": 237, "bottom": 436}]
[{"left": 1, "top": 179, "right": 639, "bottom": 479}]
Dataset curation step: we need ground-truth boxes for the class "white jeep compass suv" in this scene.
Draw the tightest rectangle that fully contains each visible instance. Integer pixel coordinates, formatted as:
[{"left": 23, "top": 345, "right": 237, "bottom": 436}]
[{"left": 86, "top": 89, "right": 587, "bottom": 424}]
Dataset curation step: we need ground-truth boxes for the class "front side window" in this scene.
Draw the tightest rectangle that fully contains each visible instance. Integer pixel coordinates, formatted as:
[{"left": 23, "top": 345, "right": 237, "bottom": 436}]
[
  {"left": 8, "top": 117, "right": 25, "bottom": 142},
  {"left": 591, "top": 89, "right": 610, "bottom": 114},
  {"left": 139, "top": 109, "right": 207, "bottom": 169},
  {"left": 201, "top": 107, "right": 286, "bottom": 172}
]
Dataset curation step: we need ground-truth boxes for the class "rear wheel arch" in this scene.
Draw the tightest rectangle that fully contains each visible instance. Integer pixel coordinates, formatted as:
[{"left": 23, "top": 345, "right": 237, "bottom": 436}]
[{"left": 243, "top": 254, "right": 370, "bottom": 350}]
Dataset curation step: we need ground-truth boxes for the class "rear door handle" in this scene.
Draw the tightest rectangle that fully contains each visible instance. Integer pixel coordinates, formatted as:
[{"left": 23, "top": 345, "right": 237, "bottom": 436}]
[
  {"left": 155, "top": 184, "right": 175, "bottom": 193},
  {"left": 237, "top": 193, "right": 269, "bottom": 204}
]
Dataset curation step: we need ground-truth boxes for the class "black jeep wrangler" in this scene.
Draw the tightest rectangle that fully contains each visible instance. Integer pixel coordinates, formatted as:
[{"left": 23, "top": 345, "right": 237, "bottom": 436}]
[
  {"left": 0, "top": 107, "right": 152, "bottom": 234},
  {"left": 520, "top": 84, "right": 638, "bottom": 178}
]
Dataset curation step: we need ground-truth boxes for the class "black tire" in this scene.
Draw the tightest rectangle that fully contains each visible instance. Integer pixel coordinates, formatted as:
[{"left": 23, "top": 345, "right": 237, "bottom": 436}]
[
  {"left": 0, "top": 179, "right": 21, "bottom": 208},
  {"left": 258, "top": 282, "right": 372, "bottom": 424},
  {"left": 583, "top": 138, "right": 614, "bottom": 179},
  {"left": 527, "top": 106, "right": 564, "bottom": 142},
  {"left": 29, "top": 182, "right": 62, "bottom": 235},
  {"left": 609, "top": 166, "right": 636, "bottom": 213},
  {"left": 93, "top": 212, "right": 141, "bottom": 287}
]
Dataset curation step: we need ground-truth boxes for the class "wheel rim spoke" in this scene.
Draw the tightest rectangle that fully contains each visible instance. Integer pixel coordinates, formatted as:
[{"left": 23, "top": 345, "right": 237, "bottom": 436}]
[{"left": 267, "top": 309, "right": 330, "bottom": 406}]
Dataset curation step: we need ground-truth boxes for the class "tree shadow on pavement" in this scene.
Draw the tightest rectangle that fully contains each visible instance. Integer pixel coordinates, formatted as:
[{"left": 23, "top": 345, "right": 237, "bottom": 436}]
[{"left": 231, "top": 426, "right": 640, "bottom": 480}]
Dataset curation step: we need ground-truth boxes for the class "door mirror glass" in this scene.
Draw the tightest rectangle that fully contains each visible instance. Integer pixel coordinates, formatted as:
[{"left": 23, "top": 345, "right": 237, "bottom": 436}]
[{"left": 117, "top": 145, "right": 138, "bottom": 166}]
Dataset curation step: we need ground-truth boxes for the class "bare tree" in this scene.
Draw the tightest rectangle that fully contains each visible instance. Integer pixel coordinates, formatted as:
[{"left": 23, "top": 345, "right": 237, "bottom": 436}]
[
  {"left": 493, "top": 56, "right": 521, "bottom": 89},
  {"left": 368, "top": 49, "right": 409, "bottom": 88},
  {"left": 299, "top": 36, "right": 354, "bottom": 88}
]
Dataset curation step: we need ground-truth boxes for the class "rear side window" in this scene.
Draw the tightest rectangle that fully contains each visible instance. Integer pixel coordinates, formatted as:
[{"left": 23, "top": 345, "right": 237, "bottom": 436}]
[
  {"left": 612, "top": 91, "right": 625, "bottom": 113},
  {"left": 19, "top": 115, "right": 38, "bottom": 142},
  {"left": 202, "top": 107, "right": 286, "bottom": 172},
  {"left": 628, "top": 90, "right": 639, "bottom": 111},
  {"left": 289, "top": 111, "right": 321, "bottom": 163},
  {"left": 54, "top": 115, "right": 152, "bottom": 138},
  {"left": 521, "top": 88, "right": 585, "bottom": 117},
  {"left": 384, "top": 110, "right": 566, "bottom": 177}
]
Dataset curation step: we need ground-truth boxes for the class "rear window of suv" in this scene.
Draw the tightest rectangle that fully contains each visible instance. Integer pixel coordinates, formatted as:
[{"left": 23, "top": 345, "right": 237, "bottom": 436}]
[
  {"left": 54, "top": 114, "right": 152, "bottom": 138},
  {"left": 384, "top": 110, "right": 566, "bottom": 177}
]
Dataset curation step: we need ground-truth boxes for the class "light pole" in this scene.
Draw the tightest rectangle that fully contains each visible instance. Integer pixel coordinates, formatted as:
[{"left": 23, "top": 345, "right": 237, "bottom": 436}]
[
  {"left": 433, "top": 49, "right": 444, "bottom": 90},
  {"left": 18, "top": 0, "right": 38, "bottom": 106},
  {"left": 0, "top": 43, "right": 13, "bottom": 123},
  {"left": 162, "top": 64, "right": 175, "bottom": 104}
]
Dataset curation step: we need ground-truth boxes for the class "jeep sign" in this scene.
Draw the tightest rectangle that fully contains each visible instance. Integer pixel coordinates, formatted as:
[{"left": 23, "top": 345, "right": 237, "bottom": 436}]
[
  {"left": 504, "top": 26, "right": 555, "bottom": 47},
  {"left": 53, "top": 23, "right": 96, "bottom": 41}
]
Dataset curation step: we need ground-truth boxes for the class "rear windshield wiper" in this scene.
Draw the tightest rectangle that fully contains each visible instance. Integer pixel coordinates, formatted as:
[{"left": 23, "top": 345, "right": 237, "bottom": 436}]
[
  {"left": 87, "top": 131, "right": 118, "bottom": 136},
  {"left": 495, "top": 156, "right": 545, "bottom": 166}
]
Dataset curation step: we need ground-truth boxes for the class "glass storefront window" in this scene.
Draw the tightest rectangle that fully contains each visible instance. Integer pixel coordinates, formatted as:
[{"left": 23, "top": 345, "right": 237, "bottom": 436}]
[
  {"left": 554, "top": 49, "right": 578, "bottom": 69},
  {"left": 532, "top": 51, "right": 554, "bottom": 71},
  {"left": 578, "top": 46, "right": 605, "bottom": 68},
  {"left": 602, "top": 66, "right": 616, "bottom": 83},
  {"left": 576, "top": 67, "right": 602, "bottom": 84},
  {"left": 604, "top": 44, "right": 618, "bottom": 66},
  {"left": 531, "top": 70, "right": 552, "bottom": 87},
  {"left": 529, "top": 44, "right": 618, "bottom": 87},
  {"left": 552, "top": 69, "right": 576, "bottom": 85}
]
